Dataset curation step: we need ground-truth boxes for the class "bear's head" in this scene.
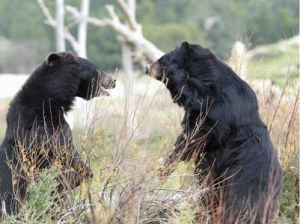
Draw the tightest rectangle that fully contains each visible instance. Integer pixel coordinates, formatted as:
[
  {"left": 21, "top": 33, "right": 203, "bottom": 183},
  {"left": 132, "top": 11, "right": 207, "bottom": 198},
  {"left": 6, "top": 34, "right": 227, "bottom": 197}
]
[
  {"left": 46, "top": 52, "right": 116, "bottom": 101},
  {"left": 145, "top": 42, "right": 213, "bottom": 81},
  {"left": 144, "top": 42, "right": 217, "bottom": 106},
  {"left": 75, "top": 56, "right": 116, "bottom": 99}
]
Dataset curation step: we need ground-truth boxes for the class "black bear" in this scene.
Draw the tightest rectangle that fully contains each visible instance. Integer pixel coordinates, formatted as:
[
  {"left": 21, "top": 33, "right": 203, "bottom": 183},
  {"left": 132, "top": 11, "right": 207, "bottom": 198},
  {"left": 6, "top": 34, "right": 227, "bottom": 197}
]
[
  {"left": 0, "top": 52, "right": 116, "bottom": 217},
  {"left": 145, "top": 42, "right": 283, "bottom": 223}
]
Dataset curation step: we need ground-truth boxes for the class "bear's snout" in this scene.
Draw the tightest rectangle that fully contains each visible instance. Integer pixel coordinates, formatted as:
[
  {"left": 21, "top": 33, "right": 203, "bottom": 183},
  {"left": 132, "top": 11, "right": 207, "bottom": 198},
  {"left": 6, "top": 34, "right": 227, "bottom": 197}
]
[
  {"left": 145, "top": 61, "right": 162, "bottom": 79},
  {"left": 99, "top": 72, "right": 116, "bottom": 89},
  {"left": 145, "top": 65, "right": 150, "bottom": 75},
  {"left": 108, "top": 78, "right": 116, "bottom": 88},
  {"left": 104, "top": 75, "right": 116, "bottom": 89}
]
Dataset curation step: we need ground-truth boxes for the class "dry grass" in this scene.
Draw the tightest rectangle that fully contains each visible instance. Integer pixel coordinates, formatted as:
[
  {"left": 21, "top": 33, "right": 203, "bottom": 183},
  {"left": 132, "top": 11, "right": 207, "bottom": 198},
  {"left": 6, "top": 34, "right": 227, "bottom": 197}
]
[{"left": 0, "top": 57, "right": 298, "bottom": 223}]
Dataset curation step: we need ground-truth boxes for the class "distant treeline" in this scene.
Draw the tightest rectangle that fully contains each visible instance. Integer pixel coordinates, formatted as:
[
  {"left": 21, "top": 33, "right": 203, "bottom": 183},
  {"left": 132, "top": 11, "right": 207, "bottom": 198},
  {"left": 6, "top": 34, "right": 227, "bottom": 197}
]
[{"left": 0, "top": 0, "right": 298, "bottom": 73}]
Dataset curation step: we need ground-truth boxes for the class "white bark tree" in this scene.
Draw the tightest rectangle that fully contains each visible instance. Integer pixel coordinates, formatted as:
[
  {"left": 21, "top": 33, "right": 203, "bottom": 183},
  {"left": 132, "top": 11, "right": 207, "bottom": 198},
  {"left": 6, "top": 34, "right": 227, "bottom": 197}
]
[
  {"left": 55, "top": 0, "right": 66, "bottom": 51},
  {"left": 38, "top": 0, "right": 67, "bottom": 51},
  {"left": 38, "top": 0, "right": 89, "bottom": 58},
  {"left": 65, "top": 0, "right": 164, "bottom": 141},
  {"left": 77, "top": 0, "right": 89, "bottom": 58},
  {"left": 39, "top": 0, "right": 164, "bottom": 136},
  {"left": 66, "top": 5, "right": 157, "bottom": 220},
  {"left": 66, "top": 0, "right": 164, "bottom": 65}
]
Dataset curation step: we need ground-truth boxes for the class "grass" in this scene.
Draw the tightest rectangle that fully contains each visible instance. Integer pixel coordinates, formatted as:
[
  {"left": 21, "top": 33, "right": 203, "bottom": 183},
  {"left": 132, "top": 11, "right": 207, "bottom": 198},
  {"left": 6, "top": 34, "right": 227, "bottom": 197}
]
[
  {"left": 247, "top": 41, "right": 299, "bottom": 87},
  {"left": 0, "top": 44, "right": 298, "bottom": 223}
]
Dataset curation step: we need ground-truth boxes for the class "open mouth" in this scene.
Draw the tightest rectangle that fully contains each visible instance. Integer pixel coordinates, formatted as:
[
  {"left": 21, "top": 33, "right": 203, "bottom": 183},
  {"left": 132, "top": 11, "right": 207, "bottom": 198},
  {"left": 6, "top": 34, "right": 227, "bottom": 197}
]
[
  {"left": 98, "top": 86, "right": 110, "bottom": 96},
  {"left": 97, "top": 79, "right": 116, "bottom": 97}
]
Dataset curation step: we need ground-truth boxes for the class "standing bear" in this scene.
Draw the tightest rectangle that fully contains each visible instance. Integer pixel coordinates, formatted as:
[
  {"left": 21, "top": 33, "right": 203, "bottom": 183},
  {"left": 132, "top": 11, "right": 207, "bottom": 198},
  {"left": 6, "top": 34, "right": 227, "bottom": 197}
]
[
  {"left": 0, "top": 52, "right": 116, "bottom": 217},
  {"left": 145, "top": 42, "right": 283, "bottom": 224}
]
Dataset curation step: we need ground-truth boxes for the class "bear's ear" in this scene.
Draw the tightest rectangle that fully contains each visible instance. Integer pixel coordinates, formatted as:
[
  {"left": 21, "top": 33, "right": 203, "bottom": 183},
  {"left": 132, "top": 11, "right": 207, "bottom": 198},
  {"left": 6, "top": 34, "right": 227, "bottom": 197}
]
[
  {"left": 46, "top": 53, "right": 61, "bottom": 66},
  {"left": 182, "top": 41, "right": 190, "bottom": 48},
  {"left": 180, "top": 41, "right": 192, "bottom": 56},
  {"left": 181, "top": 41, "right": 191, "bottom": 52}
]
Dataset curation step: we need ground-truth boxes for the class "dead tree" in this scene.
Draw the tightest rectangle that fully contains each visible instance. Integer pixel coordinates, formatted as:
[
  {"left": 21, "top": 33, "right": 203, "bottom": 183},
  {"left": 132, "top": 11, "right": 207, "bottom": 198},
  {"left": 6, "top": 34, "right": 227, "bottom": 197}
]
[
  {"left": 55, "top": 0, "right": 66, "bottom": 51},
  {"left": 77, "top": 0, "right": 89, "bottom": 58},
  {"left": 38, "top": 0, "right": 67, "bottom": 52},
  {"left": 38, "top": 0, "right": 89, "bottom": 58},
  {"left": 66, "top": 0, "right": 164, "bottom": 65},
  {"left": 66, "top": 4, "right": 158, "bottom": 220},
  {"left": 39, "top": 0, "right": 164, "bottom": 140},
  {"left": 37, "top": 0, "right": 66, "bottom": 51},
  {"left": 66, "top": 0, "right": 164, "bottom": 142}
]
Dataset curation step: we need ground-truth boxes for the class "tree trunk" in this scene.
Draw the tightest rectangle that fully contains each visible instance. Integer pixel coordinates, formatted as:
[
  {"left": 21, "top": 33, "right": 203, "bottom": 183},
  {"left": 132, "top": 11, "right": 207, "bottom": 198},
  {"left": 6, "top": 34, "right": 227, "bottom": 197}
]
[
  {"left": 75, "top": 0, "right": 92, "bottom": 131},
  {"left": 55, "top": 0, "right": 66, "bottom": 51},
  {"left": 66, "top": 1, "right": 164, "bottom": 65},
  {"left": 77, "top": 0, "right": 89, "bottom": 58},
  {"left": 121, "top": 42, "right": 137, "bottom": 137},
  {"left": 121, "top": 42, "right": 134, "bottom": 85}
]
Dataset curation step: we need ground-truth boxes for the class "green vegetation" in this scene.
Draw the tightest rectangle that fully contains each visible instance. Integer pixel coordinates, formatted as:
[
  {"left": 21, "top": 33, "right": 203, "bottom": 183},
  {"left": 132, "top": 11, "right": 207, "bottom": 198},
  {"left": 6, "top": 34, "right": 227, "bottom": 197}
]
[
  {"left": 0, "top": 0, "right": 298, "bottom": 72},
  {"left": 248, "top": 40, "right": 299, "bottom": 86},
  {"left": 2, "top": 167, "right": 59, "bottom": 224}
]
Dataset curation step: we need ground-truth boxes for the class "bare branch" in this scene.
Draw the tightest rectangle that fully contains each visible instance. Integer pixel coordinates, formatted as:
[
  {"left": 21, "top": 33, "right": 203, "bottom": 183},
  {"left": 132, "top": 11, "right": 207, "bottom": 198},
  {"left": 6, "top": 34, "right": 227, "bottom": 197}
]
[
  {"left": 65, "top": 5, "right": 82, "bottom": 20},
  {"left": 127, "top": 0, "right": 136, "bottom": 18},
  {"left": 66, "top": 3, "right": 163, "bottom": 63},
  {"left": 38, "top": 0, "right": 80, "bottom": 53},
  {"left": 37, "top": 0, "right": 56, "bottom": 27},
  {"left": 40, "top": 0, "right": 163, "bottom": 62},
  {"left": 87, "top": 17, "right": 110, "bottom": 27},
  {"left": 64, "top": 28, "right": 79, "bottom": 53},
  {"left": 105, "top": 5, "right": 121, "bottom": 24},
  {"left": 115, "top": 0, "right": 138, "bottom": 30},
  {"left": 66, "top": 5, "right": 110, "bottom": 27}
]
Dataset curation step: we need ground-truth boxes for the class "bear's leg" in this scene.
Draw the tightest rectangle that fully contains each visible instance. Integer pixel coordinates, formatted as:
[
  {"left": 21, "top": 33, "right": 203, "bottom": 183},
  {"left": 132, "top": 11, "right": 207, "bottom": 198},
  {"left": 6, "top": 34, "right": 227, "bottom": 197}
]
[
  {"left": 56, "top": 169, "right": 87, "bottom": 192},
  {"left": 0, "top": 159, "right": 27, "bottom": 218},
  {"left": 0, "top": 189, "right": 24, "bottom": 218},
  {"left": 68, "top": 150, "right": 93, "bottom": 179}
]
